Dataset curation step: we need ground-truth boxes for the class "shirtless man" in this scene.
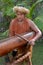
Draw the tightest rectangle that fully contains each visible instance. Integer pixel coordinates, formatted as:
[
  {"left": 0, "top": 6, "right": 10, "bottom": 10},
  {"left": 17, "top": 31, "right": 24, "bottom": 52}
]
[{"left": 5, "top": 6, "right": 42, "bottom": 65}]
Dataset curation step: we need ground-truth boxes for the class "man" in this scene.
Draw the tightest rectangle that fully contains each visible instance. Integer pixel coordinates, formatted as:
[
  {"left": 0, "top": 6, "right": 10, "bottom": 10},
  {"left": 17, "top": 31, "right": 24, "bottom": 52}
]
[{"left": 5, "top": 6, "right": 42, "bottom": 65}]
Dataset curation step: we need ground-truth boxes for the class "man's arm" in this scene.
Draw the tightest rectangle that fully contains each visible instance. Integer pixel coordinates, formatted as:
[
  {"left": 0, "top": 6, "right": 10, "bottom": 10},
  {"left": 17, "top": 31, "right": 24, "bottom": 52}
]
[{"left": 28, "top": 19, "right": 42, "bottom": 45}]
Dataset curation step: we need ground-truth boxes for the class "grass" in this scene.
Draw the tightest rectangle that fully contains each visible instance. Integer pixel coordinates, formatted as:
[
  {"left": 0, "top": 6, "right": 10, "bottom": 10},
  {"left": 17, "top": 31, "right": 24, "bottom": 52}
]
[
  {"left": 0, "top": 36, "right": 43, "bottom": 65},
  {"left": 32, "top": 41, "right": 43, "bottom": 65}
]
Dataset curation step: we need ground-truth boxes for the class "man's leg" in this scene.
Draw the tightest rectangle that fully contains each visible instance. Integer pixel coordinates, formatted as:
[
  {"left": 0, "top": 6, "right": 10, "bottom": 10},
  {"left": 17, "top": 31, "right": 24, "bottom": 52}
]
[
  {"left": 26, "top": 56, "right": 32, "bottom": 65},
  {"left": 25, "top": 45, "right": 33, "bottom": 65},
  {"left": 10, "top": 61, "right": 23, "bottom": 65}
]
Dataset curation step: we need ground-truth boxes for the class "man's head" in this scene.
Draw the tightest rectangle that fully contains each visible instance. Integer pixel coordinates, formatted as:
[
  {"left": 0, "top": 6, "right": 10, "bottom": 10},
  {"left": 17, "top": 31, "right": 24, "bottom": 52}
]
[{"left": 13, "top": 6, "right": 30, "bottom": 21}]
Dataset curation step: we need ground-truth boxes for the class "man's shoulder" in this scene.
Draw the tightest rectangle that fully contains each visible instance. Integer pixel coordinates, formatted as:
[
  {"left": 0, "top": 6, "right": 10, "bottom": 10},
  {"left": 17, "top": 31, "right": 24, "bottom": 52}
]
[
  {"left": 25, "top": 18, "right": 34, "bottom": 26},
  {"left": 25, "top": 18, "right": 31, "bottom": 23},
  {"left": 26, "top": 18, "right": 31, "bottom": 21}
]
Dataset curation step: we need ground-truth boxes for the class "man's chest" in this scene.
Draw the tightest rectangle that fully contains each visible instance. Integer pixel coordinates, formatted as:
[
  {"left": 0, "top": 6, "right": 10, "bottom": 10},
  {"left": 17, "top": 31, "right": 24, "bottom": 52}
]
[{"left": 13, "top": 21, "right": 30, "bottom": 34}]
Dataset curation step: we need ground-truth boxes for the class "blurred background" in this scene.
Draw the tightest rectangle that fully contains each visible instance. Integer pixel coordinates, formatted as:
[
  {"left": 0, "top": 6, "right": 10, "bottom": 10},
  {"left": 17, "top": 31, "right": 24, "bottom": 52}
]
[{"left": 0, "top": 0, "right": 43, "bottom": 65}]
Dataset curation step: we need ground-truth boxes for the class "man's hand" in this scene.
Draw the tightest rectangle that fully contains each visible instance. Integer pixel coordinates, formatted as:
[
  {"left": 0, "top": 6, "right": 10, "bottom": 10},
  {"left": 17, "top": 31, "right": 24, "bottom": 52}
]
[{"left": 29, "top": 39, "right": 35, "bottom": 46}]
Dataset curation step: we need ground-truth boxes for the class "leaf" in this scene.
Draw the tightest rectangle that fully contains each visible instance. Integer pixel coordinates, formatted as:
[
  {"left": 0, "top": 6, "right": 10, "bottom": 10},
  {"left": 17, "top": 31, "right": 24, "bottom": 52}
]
[
  {"left": 34, "top": 16, "right": 43, "bottom": 31},
  {"left": 29, "top": 0, "right": 43, "bottom": 19}
]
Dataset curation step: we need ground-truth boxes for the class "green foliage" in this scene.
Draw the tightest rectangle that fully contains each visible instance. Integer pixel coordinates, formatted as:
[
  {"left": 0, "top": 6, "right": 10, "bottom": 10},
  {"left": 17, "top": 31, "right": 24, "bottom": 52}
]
[
  {"left": 0, "top": 0, "right": 16, "bottom": 18},
  {"left": 34, "top": 4, "right": 43, "bottom": 31},
  {"left": 34, "top": 15, "right": 43, "bottom": 31},
  {"left": 38, "top": 7, "right": 43, "bottom": 16},
  {"left": 0, "top": 0, "right": 30, "bottom": 17},
  {"left": 27, "top": 0, "right": 43, "bottom": 19},
  {"left": 1, "top": 30, "right": 9, "bottom": 36},
  {"left": 0, "top": 30, "right": 9, "bottom": 39}
]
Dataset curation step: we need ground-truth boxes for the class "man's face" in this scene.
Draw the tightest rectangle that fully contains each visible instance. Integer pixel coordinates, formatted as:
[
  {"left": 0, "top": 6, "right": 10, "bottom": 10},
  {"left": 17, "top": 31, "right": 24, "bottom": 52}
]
[{"left": 16, "top": 12, "right": 25, "bottom": 21}]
